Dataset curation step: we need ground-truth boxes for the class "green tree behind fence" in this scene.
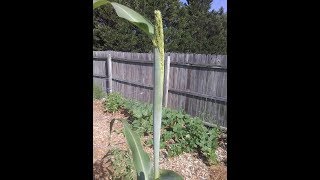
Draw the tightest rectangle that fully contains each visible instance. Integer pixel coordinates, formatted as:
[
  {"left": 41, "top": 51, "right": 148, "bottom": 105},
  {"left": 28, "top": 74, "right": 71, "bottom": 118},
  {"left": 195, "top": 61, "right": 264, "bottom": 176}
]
[{"left": 93, "top": 0, "right": 227, "bottom": 54}]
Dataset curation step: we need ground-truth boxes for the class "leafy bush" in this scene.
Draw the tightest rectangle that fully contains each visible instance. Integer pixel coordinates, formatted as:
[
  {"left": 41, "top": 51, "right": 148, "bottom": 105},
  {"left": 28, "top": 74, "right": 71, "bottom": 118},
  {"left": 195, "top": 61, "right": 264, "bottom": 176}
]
[
  {"left": 103, "top": 93, "right": 219, "bottom": 165},
  {"left": 198, "top": 128, "right": 218, "bottom": 165},
  {"left": 124, "top": 100, "right": 153, "bottom": 136},
  {"left": 161, "top": 111, "right": 219, "bottom": 165},
  {"left": 118, "top": 96, "right": 219, "bottom": 165},
  {"left": 93, "top": 84, "right": 106, "bottom": 100},
  {"left": 103, "top": 92, "right": 124, "bottom": 113}
]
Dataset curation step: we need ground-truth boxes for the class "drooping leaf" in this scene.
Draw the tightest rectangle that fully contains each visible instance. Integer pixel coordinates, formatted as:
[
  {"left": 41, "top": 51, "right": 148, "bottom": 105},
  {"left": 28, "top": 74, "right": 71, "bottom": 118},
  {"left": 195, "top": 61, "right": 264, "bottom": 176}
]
[
  {"left": 93, "top": 0, "right": 154, "bottom": 36},
  {"left": 110, "top": 2, "right": 154, "bottom": 36},
  {"left": 121, "top": 120, "right": 152, "bottom": 180},
  {"left": 109, "top": 119, "right": 152, "bottom": 179}
]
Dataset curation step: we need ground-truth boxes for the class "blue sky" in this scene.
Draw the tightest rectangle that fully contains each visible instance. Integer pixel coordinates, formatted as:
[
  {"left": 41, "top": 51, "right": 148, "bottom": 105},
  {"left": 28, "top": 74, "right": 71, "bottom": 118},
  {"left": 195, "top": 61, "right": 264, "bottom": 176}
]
[{"left": 179, "top": 0, "right": 227, "bottom": 12}]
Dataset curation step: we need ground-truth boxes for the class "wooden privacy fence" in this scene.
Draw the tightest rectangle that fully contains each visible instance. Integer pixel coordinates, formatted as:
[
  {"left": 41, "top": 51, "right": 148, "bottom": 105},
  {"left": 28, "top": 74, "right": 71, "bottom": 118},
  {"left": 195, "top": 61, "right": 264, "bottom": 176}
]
[{"left": 93, "top": 51, "right": 227, "bottom": 129}]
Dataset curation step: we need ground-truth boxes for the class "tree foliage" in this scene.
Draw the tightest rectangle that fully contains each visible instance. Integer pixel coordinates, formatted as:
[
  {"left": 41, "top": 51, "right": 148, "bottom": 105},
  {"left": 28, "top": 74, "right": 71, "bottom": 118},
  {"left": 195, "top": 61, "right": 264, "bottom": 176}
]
[{"left": 93, "top": 0, "right": 227, "bottom": 54}]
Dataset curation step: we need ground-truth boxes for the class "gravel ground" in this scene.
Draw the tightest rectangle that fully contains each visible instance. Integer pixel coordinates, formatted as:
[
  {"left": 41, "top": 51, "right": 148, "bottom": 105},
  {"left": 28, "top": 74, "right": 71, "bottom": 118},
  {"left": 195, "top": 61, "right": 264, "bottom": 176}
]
[{"left": 93, "top": 100, "right": 227, "bottom": 180}]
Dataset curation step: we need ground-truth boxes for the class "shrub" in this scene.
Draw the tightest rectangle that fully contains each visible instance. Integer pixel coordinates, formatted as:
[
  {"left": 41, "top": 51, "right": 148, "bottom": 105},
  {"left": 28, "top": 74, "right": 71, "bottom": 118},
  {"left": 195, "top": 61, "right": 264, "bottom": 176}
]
[
  {"left": 113, "top": 95, "right": 220, "bottom": 165},
  {"left": 103, "top": 92, "right": 124, "bottom": 113}
]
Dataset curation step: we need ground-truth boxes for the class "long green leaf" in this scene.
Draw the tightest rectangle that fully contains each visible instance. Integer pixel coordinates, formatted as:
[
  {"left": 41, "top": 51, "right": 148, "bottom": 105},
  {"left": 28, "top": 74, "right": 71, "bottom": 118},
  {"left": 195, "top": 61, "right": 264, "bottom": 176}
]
[
  {"left": 121, "top": 120, "right": 152, "bottom": 180},
  {"left": 93, "top": 0, "right": 154, "bottom": 36}
]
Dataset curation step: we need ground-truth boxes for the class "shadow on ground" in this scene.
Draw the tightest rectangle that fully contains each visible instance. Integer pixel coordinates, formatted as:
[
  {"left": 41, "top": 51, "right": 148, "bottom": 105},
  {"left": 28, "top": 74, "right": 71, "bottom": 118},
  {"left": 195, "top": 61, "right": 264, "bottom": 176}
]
[{"left": 93, "top": 150, "right": 113, "bottom": 180}]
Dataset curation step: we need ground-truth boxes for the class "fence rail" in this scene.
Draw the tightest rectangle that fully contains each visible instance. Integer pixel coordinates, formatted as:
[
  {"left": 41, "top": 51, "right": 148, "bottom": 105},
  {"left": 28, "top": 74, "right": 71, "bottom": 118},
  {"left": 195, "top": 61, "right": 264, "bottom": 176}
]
[{"left": 93, "top": 51, "right": 227, "bottom": 129}]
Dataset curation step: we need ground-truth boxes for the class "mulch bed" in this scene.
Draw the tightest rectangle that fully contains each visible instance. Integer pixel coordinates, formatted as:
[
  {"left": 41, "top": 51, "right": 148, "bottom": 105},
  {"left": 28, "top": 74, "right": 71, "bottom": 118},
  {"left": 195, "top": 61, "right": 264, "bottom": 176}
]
[{"left": 93, "top": 100, "right": 227, "bottom": 180}]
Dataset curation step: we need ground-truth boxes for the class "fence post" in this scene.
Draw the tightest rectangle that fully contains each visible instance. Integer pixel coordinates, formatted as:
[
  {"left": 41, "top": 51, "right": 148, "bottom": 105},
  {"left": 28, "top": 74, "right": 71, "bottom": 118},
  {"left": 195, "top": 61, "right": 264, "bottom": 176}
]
[
  {"left": 107, "top": 54, "right": 113, "bottom": 93},
  {"left": 163, "top": 55, "right": 170, "bottom": 107}
]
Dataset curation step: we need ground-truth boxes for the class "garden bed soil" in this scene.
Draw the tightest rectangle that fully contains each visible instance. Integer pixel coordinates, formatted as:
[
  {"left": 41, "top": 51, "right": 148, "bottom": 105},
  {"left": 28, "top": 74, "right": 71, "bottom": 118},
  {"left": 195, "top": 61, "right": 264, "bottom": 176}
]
[{"left": 93, "top": 100, "right": 227, "bottom": 180}]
